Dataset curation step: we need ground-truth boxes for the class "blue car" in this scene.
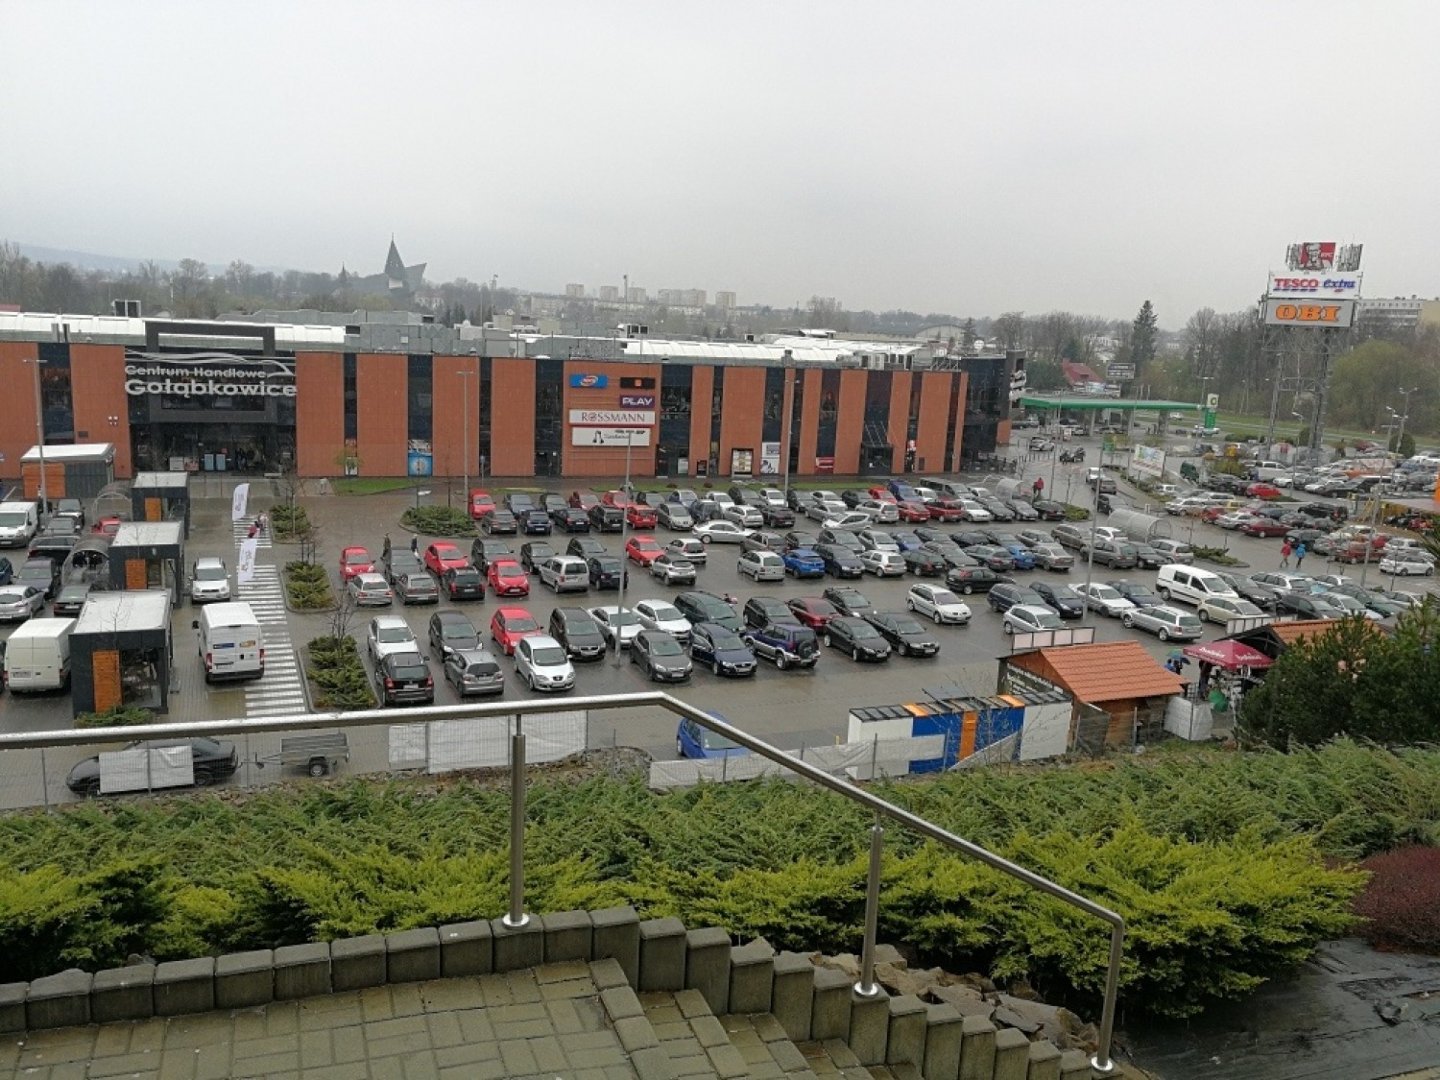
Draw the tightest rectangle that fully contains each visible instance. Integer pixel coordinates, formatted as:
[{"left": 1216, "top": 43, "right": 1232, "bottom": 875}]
[
  {"left": 1002, "top": 544, "right": 1037, "bottom": 570},
  {"left": 889, "top": 530, "right": 923, "bottom": 553},
  {"left": 782, "top": 548, "right": 826, "bottom": 579},
  {"left": 687, "top": 621, "right": 758, "bottom": 677},
  {"left": 677, "top": 712, "right": 750, "bottom": 760}
]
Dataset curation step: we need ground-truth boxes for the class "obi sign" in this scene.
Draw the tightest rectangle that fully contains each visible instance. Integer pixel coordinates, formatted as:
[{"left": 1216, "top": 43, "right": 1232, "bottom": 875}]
[
  {"left": 124, "top": 351, "right": 296, "bottom": 398},
  {"left": 1263, "top": 300, "right": 1355, "bottom": 328}
]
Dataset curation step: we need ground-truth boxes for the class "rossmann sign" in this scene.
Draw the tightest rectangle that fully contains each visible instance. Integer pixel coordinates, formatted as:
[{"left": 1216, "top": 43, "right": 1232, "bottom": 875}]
[
  {"left": 1263, "top": 300, "right": 1355, "bottom": 329},
  {"left": 1267, "top": 272, "right": 1361, "bottom": 299},
  {"left": 124, "top": 351, "right": 297, "bottom": 398}
]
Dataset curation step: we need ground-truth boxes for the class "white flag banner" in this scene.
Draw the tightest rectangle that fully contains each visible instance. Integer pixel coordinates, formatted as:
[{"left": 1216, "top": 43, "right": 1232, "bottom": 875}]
[
  {"left": 237, "top": 537, "right": 259, "bottom": 584},
  {"left": 231, "top": 483, "right": 251, "bottom": 522}
]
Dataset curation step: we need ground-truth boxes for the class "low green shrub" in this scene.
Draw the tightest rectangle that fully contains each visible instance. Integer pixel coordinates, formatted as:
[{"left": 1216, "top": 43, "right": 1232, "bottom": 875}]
[
  {"left": 305, "top": 634, "right": 375, "bottom": 710},
  {"left": 75, "top": 706, "right": 156, "bottom": 729},
  {"left": 1063, "top": 504, "right": 1092, "bottom": 521},
  {"left": 269, "top": 504, "right": 311, "bottom": 541},
  {"left": 1192, "top": 546, "right": 1244, "bottom": 566},
  {"left": 283, "top": 561, "right": 334, "bottom": 610},
  {"left": 401, "top": 506, "right": 474, "bottom": 537}
]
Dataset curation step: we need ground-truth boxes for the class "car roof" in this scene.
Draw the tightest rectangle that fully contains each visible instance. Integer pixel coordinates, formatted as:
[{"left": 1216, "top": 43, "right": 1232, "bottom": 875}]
[{"left": 372, "top": 615, "right": 407, "bottom": 628}]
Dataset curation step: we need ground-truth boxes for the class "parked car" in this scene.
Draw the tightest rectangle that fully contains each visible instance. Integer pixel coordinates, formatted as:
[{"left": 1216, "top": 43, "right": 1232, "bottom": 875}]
[
  {"left": 487, "top": 559, "right": 530, "bottom": 597},
  {"left": 674, "top": 591, "right": 742, "bottom": 632},
  {"left": 367, "top": 615, "right": 418, "bottom": 664},
  {"left": 823, "top": 616, "right": 891, "bottom": 662},
  {"left": 822, "top": 585, "right": 876, "bottom": 618},
  {"left": 624, "top": 535, "right": 665, "bottom": 566},
  {"left": 1029, "top": 581, "right": 1084, "bottom": 619},
  {"left": 0, "top": 585, "right": 45, "bottom": 622},
  {"left": 656, "top": 502, "right": 693, "bottom": 530},
  {"left": 443, "top": 648, "right": 505, "bottom": 697},
  {"left": 901, "top": 548, "right": 946, "bottom": 577},
  {"left": 634, "top": 599, "right": 693, "bottom": 642},
  {"left": 348, "top": 572, "right": 394, "bottom": 607},
  {"left": 677, "top": 713, "right": 749, "bottom": 758},
  {"left": 785, "top": 595, "right": 840, "bottom": 630},
  {"left": 742, "top": 619, "right": 820, "bottom": 670},
  {"left": 986, "top": 582, "right": 1048, "bottom": 614},
  {"left": 513, "top": 634, "right": 575, "bottom": 691},
  {"left": 629, "top": 629, "right": 693, "bottom": 682},
  {"left": 1108, "top": 580, "right": 1162, "bottom": 608},
  {"left": 865, "top": 612, "right": 940, "bottom": 657},
  {"left": 1075, "top": 583, "right": 1136, "bottom": 617},
  {"left": 481, "top": 509, "right": 519, "bottom": 535},
  {"left": 815, "top": 543, "right": 864, "bottom": 578},
  {"left": 589, "top": 605, "right": 642, "bottom": 649},
  {"left": 860, "top": 550, "right": 907, "bottom": 577},
  {"left": 650, "top": 553, "right": 698, "bottom": 586},
  {"left": 1196, "top": 594, "right": 1267, "bottom": 624},
  {"left": 588, "top": 504, "right": 624, "bottom": 533},
  {"left": 188, "top": 556, "right": 232, "bottom": 604},
  {"left": 687, "top": 622, "right": 757, "bottom": 676},
  {"left": 469, "top": 489, "right": 497, "bottom": 519},
  {"left": 782, "top": 547, "right": 826, "bottom": 578},
  {"left": 339, "top": 546, "right": 374, "bottom": 583},
  {"left": 944, "top": 566, "right": 1003, "bottom": 595},
  {"left": 373, "top": 651, "right": 435, "bottom": 706},
  {"left": 694, "top": 520, "right": 752, "bottom": 544},
  {"left": 548, "top": 606, "right": 607, "bottom": 661},
  {"left": 566, "top": 536, "right": 608, "bottom": 561},
  {"left": 742, "top": 531, "right": 787, "bottom": 555},
  {"left": 625, "top": 504, "right": 658, "bottom": 530},
  {"left": 470, "top": 538, "right": 516, "bottom": 574},
  {"left": 587, "top": 556, "right": 629, "bottom": 590},
  {"left": 428, "top": 610, "right": 479, "bottom": 659},
  {"left": 395, "top": 571, "right": 439, "bottom": 605},
  {"left": 1272, "top": 591, "right": 1344, "bottom": 620},
  {"left": 489, "top": 607, "right": 544, "bottom": 655},
  {"left": 442, "top": 566, "right": 485, "bottom": 601},
  {"left": 552, "top": 506, "right": 592, "bottom": 533},
  {"left": 423, "top": 542, "right": 469, "bottom": 577},
  {"left": 1122, "top": 605, "right": 1203, "bottom": 641},
  {"left": 1000, "top": 605, "right": 1066, "bottom": 635},
  {"left": 519, "top": 542, "right": 556, "bottom": 573}
]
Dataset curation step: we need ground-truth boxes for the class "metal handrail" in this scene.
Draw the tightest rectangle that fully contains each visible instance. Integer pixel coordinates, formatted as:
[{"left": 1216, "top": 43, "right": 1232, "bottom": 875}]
[{"left": 0, "top": 692, "right": 1125, "bottom": 1074}]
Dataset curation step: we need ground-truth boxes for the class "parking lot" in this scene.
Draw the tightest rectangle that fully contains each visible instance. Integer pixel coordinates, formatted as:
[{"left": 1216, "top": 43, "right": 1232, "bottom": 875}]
[{"left": 4, "top": 433, "right": 1439, "bottom": 808}]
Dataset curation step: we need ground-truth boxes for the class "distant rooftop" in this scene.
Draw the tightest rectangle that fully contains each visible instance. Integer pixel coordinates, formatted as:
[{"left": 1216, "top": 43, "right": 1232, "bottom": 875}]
[{"left": 74, "top": 589, "right": 170, "bottom": 634}]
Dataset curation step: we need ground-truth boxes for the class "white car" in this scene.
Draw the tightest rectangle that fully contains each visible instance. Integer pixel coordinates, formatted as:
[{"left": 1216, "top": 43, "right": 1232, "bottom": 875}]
[
  {"left": 1216, "top": 511, "right": 1258, "bottom": 531},
  {"left": 860, "top": 550, "right": 906, "bottom": 577},
  {"left": 856, "top": 499, "right": 900, "bottom": 524},
  {"left": 822, "top": 511, "right": 873, "bottom": 531},
  {"left": 906, "top": 584, "right": 971, "bottom": 625},
  {"left": 587, "top": 605, "right": 642, "bottom": 649},
  {"left": 348, "top": 572, "right": 394, "bottom": 606},
  {"left": 666, "top": 536, "right": 708, "bottom": 563},
  {"left": 1091, "top": 526, "right": 1125, "bottom": 542},
  {"left": 1379, "top": 554, "right": 1435, "bottom": 577},
  {"left": 694, "top": 521, "right": 752, "bottom": 544},
  {"left": 1001, "top": 604, "right": 1065, "bottom": 635},
  {"left": 757, "top": 488, "right": 787, "bottom": 508},
  {"left": 367, "top": 616, "right": 417, "bottom": 663},
  {"left": 710, "top": 492, "right": 736, "bottom": 508},
  {"left": 737, "top": 549, "right": 785, "bottom": 582},
  {"left": 857, "top": 528, "right": 900, "bottom": 553},
  {"left": 1196, "top": 595, "right": 1266, "bottom": 624},
  {"left": 722, "top": 504, "right": 764, "bottom": 528},
  {"left": 633, "top": 599, "right": 693, "bottom": 642},
  {"left": 189, "top": 557, "right": 232, "bottom": 603},
  {"left": 1075, "top": 583, "right": 1136, "bottom": 618},
  {"left": 514, "top": 635, "right": 575, "bottom": 692},
  {"left": 958, "top": 500, "right": 993, "bottom": 523},
  {"left": 1121, "top": 605, "right": 1203, "bottom": 641}
]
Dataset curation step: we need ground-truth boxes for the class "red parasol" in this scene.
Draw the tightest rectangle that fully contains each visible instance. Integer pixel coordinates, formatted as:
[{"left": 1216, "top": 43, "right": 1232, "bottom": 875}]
[{"left": 1182, "top": 640, "right": 1273, "bottom": 671}]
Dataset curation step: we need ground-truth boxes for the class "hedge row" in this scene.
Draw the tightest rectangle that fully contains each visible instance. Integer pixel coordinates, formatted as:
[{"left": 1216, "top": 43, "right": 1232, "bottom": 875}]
[
  {"left": 283, "top": 561, "right": 334, "bottom": 610},
  {"left": 304, "top": 635, "right": 375, "bottom": 710},
  {"left": 401, "top": 506, "right": 474, "bottom": 537},
  {"left": 269, "top": 504, "right": 311, "bottom": 542},
  {"left": 1, "top": 741, "right": 1421, "bottom": 1012}
]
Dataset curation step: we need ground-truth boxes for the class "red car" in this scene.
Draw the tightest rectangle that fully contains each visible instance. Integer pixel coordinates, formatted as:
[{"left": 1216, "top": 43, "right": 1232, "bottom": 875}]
[
  {"left": 569, "top": 491, "right": 600, "bottom": 510},
  {"left": 925, "top": 498, "right": 966, "bottom": 522},
  {"left": 423, "top": 542, "right": 469, "bottom": 576},
  {"left": 625, "top": 536, "right": 664, "bottom": 565},
  {"left": 866, "top": 487, "right": 898, "bottom": 503},
  {"left": 601, "top": 489, "right": 633, "bottom": 508},
  {"left": 626, "top": 503, "right": 657, "bottom": 529},
  {"left": 786, "top": 596, "right": 839, "bottom": 630},
  {"left": 896, "top": 500, "right": 930, "bottom": 523},
  {"left": 339, "top": 546, "right": 374, "bottom": 583},
  {"left": 92, "top": 516, "right": 124, "bottom": 537},
  {"left": 488, "top": 559, "right": 530, "bottom": 597},
  {"left": 1246, "top": 482, "right": 1282, "bottom": 500},
  {"left": 489, "top": 606, "right": 542, "bottom": 655},
  {"left": 469, "top": 489, "right": 496, "bottom": 520},
  {"left": 1241, "top": 518, "right": 1290, "bottom": 538}
]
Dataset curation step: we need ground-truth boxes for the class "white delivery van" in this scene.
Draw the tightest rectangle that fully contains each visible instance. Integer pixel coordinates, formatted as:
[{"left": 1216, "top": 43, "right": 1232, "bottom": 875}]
[
  {"left": 4, "top": 617, "right": 75, "bottom": 691},
  {"left": 1156, "top": 565, "right": 1237, "bottom": 607},
  {"left": 0, "top": 502, "right": 39, "bottom": 548},
  {"left": 193, "top": 602, "right": 265, "bottom": 683}
]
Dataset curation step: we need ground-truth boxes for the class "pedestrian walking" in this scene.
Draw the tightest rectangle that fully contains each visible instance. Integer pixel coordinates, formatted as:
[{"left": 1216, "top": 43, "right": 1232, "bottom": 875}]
[
  {"left": 1033, "top": 476, "right": 1044, "bottom": 497},
  {"left": 1280, "top": 540, "right": 1292, "bottom": 568},
  {"left": 257, "top": 511, "right": 268, "bottom": 536},
  {"left": 410, "top": 535, "right": 419, "bottom": 557},
  {"left": 247, "top": 522, "right": 259, "bottom": 540},
  {"left": 382, "top": 533, "right": 392, "bottom": 560},
  {"left": 1295, "top": 542, "right": 1306, "bottom": 569}
]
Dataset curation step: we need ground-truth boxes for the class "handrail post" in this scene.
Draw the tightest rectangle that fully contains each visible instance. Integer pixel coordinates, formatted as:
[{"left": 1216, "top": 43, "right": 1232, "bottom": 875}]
[
  {"left": 1091, "top": 923, "right": 1124, "bottom": 1074},
  {"left": 854, "top": 811, "right": 884, "bottom": 997},
  {"left": 501, "top": 715, "right": 530, "bottom": 929}
]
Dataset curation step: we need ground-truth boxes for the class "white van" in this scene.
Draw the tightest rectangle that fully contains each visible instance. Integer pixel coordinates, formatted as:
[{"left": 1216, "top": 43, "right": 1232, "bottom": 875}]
[
  {"left": 0, "top": 502, "right": 39, "bottom": 548},
  {"left": 4, "top": 617, "right": 75, "bottom": 691},
  {"left": 193, "top": 602, "right": 265, "bottom": 683},
  {"left": 1156, "top": 565, "right": 1237, "bottom": 607}
]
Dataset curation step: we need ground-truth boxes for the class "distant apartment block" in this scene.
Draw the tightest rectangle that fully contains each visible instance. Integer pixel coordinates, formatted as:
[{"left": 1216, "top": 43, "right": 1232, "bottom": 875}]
[
  {"left": 626, "top": 286, "right": 647, "bottom": 303},
  {"left": 598, "top": 285, "right": 620, "bottom": 302},
  {"left": 715, "top": 291, "right": 736, "bottom": 310},
  {"left": 658, "top": 288, "right": 707, "bottom": 307},
  {"left": 1357, "top": 296, "right": 1440, "bottom": 333},
  {"left": 565, "top": 284, "right": 585, "bottom": 298}
]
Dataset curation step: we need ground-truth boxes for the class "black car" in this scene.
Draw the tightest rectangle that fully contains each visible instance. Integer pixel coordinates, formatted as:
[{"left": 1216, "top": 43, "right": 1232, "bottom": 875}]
[
  {"left": 1217, "top": 572, "right": 1280, "bottom": 610},
  {"left": 1108, "top": 580, "right": 1162, "bottom": 608},
  {"left": 674, "top": 591, "right": 743, "bottom": 633},
  {"left": 566, "top": 536, "right": 608, "bottom": 560},
  {"left": 470, "top": 538, "right": 516, "bottom": 573},
  {"left": 630, "top": 629, "right": 693, "bottom": 682},
  {"left": 742, "top": 596, "right": 793, "bottom": 631},
  {"left": 1273, "top": 591, "right": 1344, "bottom": 620},
  {"left": 16, "top": 558, "right": 60, "bottom": 600},
  {"left": 815, "top": 542, "right": 864, "bottom": 578},
  {"left": 952, "top": 530, "right": 992, "bottom": 548},
  {"left": 428, "top": 610, "right": 479, "bottom": 659},
  {"left": 589, "top": 504, "right": 624, "bottom": 532},
  {"left": 918, "top": 541, "right": 970, "bottom": 570},
  {"left": 822, "top": 585, "right": 875, "bottom": 618},
  {"left": 817, "top": 528, "right": 863, "bottom": 552},
  {"left": 1029, "top": 581, "right": 1084, "bottom": 619},
  {"left": 1031, "top": 500, "right": 1068, "bottom": 521},
  {"left": 65, "top": 737, "right": 239, "bottom": 796},
  {"left": 442, "top": 566, "right": 485, "bottom": 600},
  {"left": 823, "top": 616, "right": 891, "bottom": 662},
  {"left": 760, "top": 504, "right": 795, "bottom": 528},
  {"left": 864, "top": 612, "right": 940, "bottom": 657},
  {"left": 587, "top": 556, "right": 629, "bottom": 589},
  {"left": 520, "top": 542, "right": 556, "bottom": 572},
  {"left": 783, "top": 530, "right": 818, "bottom": 551},
  {"left": 840, "top": 489, "right": 868, "bottom": 508},
  {"left": 541, "top": 492, "right": 568, "bottom": 514},
  {"left": 945, "top": 566, "right": 1003, "bottom": 595},
  {"left": 51, "top": 582, "right": 91, "bottom": 617},
  {"left": 505, "top": 493, "right": 537, "bottom": 515},
  {"left": 481, "top": 510, "right": 519, "bottom": 535},
  {"left": 1131, "top": 543, "right": 1165, "bottom": 570},
  {"left": 966, "top": 545, "right": 1016, "bottom": 573},
  {"left": 0, "top": 556, "right": 11, "bottom": 585},
  {"left": 54, "top": 498, "right": 86, "bottom": 527},
  {"left": 375, "top": 651, "right": 434, "bottom": 706},
  {"left": 743, "top": 619, "right": 820, "bottom": 670},
  {"left": 552, "top": 506, "right": 591, "bottom": 533},
  {"left": 547, "top": 606, "right": 607, "bottom": 661},
  {"left": 688, "top": 622, "right": 757, "bottom": 677},
  {"left": 986, "top": 582, "right": 1048, "bottom": 614},
  {"left": 521, "top": 510, "right": 552, "bottom": 535},
  {"left": 902, "top": 548, "right": 946, "bottom": 577}
]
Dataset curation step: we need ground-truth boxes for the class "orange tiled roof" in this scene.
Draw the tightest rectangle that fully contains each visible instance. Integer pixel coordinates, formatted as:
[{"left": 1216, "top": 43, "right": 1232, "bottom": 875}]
[
  {"left": 1031, "top": 641, "right": 1184, "bottom": 703},
  {"left": 1265, "top": 619, "right": 1360, "bottom": 645}
]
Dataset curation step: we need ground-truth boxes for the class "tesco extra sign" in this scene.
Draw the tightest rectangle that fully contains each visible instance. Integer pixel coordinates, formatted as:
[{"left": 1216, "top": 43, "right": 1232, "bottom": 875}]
[{"left": 1267, "top": 272, "right": 1361, "bottom": 299}]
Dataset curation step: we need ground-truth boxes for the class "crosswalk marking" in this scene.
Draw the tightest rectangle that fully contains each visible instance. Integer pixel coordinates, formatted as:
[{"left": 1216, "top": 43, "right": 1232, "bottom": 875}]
[
  {"left": 231, "top": 517, "right": 273, "bottom": 549},
  {"left": 234, "top": 533, "right": 307, "bottom": 719}
]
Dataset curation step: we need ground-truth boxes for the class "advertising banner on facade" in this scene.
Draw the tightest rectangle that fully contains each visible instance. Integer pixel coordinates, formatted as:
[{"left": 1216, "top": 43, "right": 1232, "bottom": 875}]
[
  {"left": 1263, "top": 300, "right": 1355, "bottom": 328},
  {"left": 1285, "top": 242, "right": 1363, "bottom": 273},
  {"left": 407, "top": 440, "right": 434, "bottom": 476},
  {"left": 1131, "top": 444, "right": 1166, "bottom": 479},
  {"left": 571, "top": 427, "right": 652, "bottom": 448},
  {"left": 620, "top": 394, "right": 656, "bottom": 408},
  {"left": 760, "top": 442, "right": 782, "bottom": 475},
  {"left": 568, "top": 409, "right": 656, "bottom": 426},
  {"left": 123, "top": 351, "right": 296, "bottom": 398},
  {"left": 1267, "top": 272, "right": 1362, "bottom": 299},
  {"left": 231, "top": 482, "right": 250, "bottom": 522},
  {"left": 569, "top": 373, "right": 608, "bottom": 388}
]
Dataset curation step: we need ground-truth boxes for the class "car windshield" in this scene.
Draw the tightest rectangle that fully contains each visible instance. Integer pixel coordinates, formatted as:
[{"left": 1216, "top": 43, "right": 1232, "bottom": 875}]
[
  {"left": 404, "top": 574, "right": 433, "bottom": 588},
  {"left": 633, "top": 539, "right": 660, "bottom": 550},
  {"left": 648, "top": 604, "right": 681, "bottom": 621},
  {"left": 435, "top": 546, "right": 460, "bottom": 559},
  {"left": 344, "top": 551, "right": 370, "bottom": 564},
  {"left": 506, "top": 616, "right": 539, "bottom": 632},
  {"left": 648, "top": 636, "right": 683, "bottom": 656},
  {"left": 929, "top": 590, "right": 962, "bottom": 605},
  {"left": 1179, "top": 615, "right": 1203, "bottom": 628},
  {"left": 194, "top": 564, "right": 226, "bottom": 580},
  {"left": 531, "top": 646, "right": 567, "bottom": 665},
  {"left": 59, "top": 585, "right": 89, "bottom": 599},
  {"left": 849, "top": 622, "right": 881, "bottom": 639},
  {"left": 377, "top": 625, "right": 413, "bottom": 642},
  {"left": 1032, "top": 612, "right": 1065, "bottom": 629},
  {"left": 607, "top": 611, "right": 639, "bottom": 626},
  {"left": 466, "top": 660, "right": 499, "bottom": 676},
  {"left": 0, "top": 512, "right": 27, "bottom": 526},
  {"left": 497, "top": 564, "right": 524, "bottom": 577},
  {"left": 595, "top": 558, "right": 620, "bottom": 572},
  {"left": 891, "top": 616, "right": 925, "bottom": 634},
  {"left": 390, "top": 656, "right": 427, "bottom": 677},
  {"left": 442, "top": 623, "right": 473, "bottom": 639},
  {"left": 1092, "top": 586, "right": 1121, "bottom": 600},
  {"left": 707, "top": 628, "right": 745, "bottom": 649},
  {"left": 451, "top": 568, "right": 479, "bottom": 581}
]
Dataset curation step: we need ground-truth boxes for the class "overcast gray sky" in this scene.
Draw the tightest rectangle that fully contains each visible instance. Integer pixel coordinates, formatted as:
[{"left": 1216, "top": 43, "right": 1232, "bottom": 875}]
[{"left": 2, "top": 1, "right": 1434, "bottom": 324}]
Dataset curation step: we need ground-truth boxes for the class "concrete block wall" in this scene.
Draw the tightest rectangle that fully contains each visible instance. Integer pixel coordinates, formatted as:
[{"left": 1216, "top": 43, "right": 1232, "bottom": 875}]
[{"left": 0, "top": 908, "right": 1084, "bottom": 1078}]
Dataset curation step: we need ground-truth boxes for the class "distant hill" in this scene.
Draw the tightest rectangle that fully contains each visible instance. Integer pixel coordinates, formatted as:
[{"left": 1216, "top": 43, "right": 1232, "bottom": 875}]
[{"left": 11, "top": 243, "right": 287, "bottom": 276}]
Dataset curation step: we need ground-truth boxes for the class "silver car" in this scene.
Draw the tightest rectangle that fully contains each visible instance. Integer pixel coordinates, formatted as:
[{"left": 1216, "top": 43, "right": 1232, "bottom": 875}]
[
  {"left": 442, "top": 648, "right": 506, "bottom": 697},
  {"left": 514, "top": 635, "right": 576, "bottom": 692},
  {"left": 0, "top": 586, "right": 44, "bottom": 622},
  {"left": 189, "top": 557, "right": 232, "bottom": 603},
  {"left": 1121, "top": 604, "right": 1203, "bottom": 641}
]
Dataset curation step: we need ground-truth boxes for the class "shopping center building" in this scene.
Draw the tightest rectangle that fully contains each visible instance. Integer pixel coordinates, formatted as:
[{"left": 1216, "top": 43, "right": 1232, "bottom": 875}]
[{"left": 0, "top": 312, "right": 1019, "bottom": 483}]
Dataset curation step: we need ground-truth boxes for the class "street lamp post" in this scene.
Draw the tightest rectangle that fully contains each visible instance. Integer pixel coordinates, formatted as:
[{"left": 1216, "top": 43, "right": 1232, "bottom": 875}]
[
  {"left": 24, "top": 356, "right": 47, "bottom": 514},
  {"left": 614, "top": 430, "right": 634, "bottom": 668},
  {"left": 1079, "top": 466, "right": 1103, "bottom": 626},
  {"left": 458, "top": 365, "right": 476, "bottom": 499}
]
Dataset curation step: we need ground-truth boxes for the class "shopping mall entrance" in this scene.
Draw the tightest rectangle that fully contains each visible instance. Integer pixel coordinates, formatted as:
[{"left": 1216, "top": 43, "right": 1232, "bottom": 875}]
[{"left": 131, "top": 422, "right": 296, "bottom": 475}]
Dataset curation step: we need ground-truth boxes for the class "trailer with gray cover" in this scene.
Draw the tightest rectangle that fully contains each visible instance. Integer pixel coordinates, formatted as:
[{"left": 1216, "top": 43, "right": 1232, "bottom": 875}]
[
  {"left": 1108, "top": 508, "right": 1173, "bottom": 543},
  {"left": 255, "top": 733, "right": 351, "bottom": 778}
]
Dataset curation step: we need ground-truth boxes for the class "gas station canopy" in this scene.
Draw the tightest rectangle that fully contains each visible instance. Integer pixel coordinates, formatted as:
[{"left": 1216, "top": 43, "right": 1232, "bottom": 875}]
[{"left": 1018, "top": 395, "right": 1204, "bottom": 412}]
